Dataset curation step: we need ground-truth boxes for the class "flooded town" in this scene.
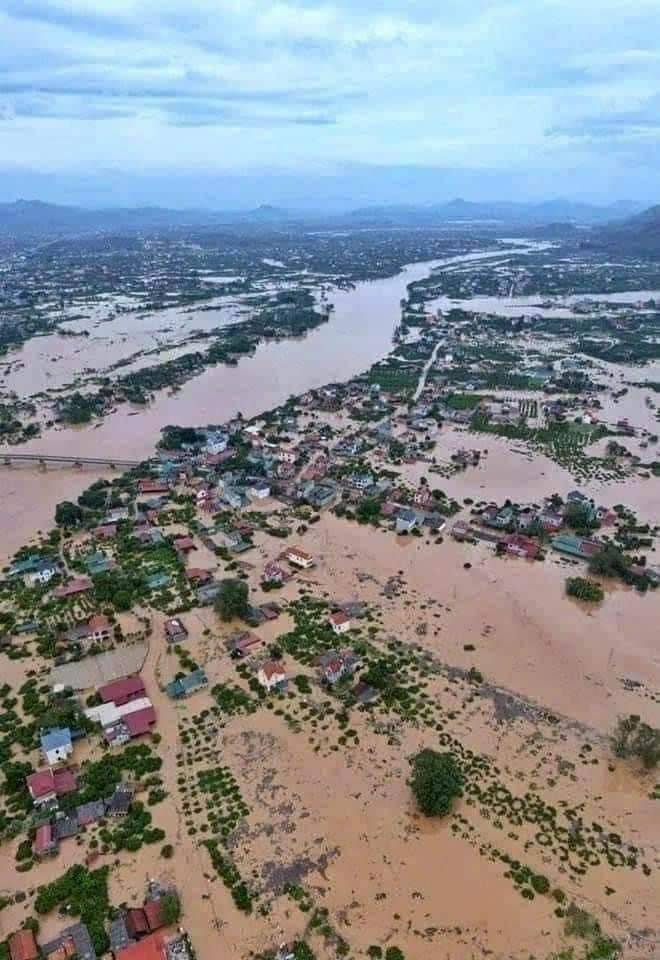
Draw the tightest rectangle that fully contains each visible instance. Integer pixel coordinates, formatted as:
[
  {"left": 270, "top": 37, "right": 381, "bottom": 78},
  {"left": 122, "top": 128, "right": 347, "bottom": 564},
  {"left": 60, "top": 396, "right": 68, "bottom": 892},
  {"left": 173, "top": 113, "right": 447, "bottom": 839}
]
[{"left": 0, "top": 214, "right": 658, "bottom": 960}]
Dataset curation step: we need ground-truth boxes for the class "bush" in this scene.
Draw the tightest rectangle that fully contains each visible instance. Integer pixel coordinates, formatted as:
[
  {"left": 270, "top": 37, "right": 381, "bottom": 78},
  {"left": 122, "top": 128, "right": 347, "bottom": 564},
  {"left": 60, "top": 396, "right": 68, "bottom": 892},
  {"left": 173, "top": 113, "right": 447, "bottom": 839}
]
[
  {"left": 160, "top": 844, "right": 174, "bottom": 859},
  {"left": 565, "top": 577, "right": 604, "bottom": 602},
  {"left": 531, "top": 874, "right": 550, "bottom": 895},
  {"left": 409, "top": 749, "right": 463, "bottom": 817}
]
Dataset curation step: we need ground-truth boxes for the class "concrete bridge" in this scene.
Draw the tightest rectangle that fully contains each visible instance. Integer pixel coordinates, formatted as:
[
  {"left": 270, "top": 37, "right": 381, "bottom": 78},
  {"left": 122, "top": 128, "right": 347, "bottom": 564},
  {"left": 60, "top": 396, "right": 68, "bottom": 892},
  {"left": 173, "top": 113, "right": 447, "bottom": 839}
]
[{"left": 1, "top": 453, "right": 142, "bottom": 469}]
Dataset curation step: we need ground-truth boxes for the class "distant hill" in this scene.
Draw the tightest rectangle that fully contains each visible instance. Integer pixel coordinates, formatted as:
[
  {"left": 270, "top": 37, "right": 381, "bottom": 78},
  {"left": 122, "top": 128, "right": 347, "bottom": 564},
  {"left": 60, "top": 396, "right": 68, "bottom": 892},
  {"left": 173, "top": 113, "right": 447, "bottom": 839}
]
[
  {"left": 593, "top": 204, "right": 660, "bottom": 258},
  {"left": 346, "top": 197, "right": 628, "bottom": 226},
  {"left": 0, "top": 196, "right": 641, "bottom": 244}
]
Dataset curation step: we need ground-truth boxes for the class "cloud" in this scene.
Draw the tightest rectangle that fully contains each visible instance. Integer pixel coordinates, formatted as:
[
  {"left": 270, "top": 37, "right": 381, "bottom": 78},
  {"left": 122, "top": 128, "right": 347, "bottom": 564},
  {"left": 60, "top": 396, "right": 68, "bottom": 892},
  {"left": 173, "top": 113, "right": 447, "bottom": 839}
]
[{"left": 0, "top": 0, "right": 658, "bottom": 204}]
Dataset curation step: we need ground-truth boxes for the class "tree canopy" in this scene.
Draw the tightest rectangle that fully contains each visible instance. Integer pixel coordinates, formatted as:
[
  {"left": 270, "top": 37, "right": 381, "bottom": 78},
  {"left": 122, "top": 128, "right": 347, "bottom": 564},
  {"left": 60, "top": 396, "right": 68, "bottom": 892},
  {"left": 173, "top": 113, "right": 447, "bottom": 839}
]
[
  {"left": 55, "top": 500, "right": 83, "bottom": 527},
  {"left": 214, "top": 578, "right": 250, "bottom": 622},
  {"left": 409, "top": 749, "right": 463, "bottom": 817}
]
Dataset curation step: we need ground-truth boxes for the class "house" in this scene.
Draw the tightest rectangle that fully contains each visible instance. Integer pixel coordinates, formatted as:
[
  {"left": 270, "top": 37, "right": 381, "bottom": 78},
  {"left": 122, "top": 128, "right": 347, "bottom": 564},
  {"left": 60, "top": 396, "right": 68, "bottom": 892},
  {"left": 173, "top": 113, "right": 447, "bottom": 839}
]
[
  {"left": 98, "top": 675, "right": 146, "bottom": 707},
  {"left": 257, "top": 660, "right": 287, "bottom": 692},
  {"left": 24, "top": 558, "right": 60, "bottom": 586},
  {"left": 303, "top": 481, "right": 338, "bottom": 510},
  {"left": 146, "top": 572, "right": 171, "bottom": 590},
  {"left": 9, "top": 930, "right": 39, "bottom": 960},
  {"left": 33, "top": 822, "right": 59, "bottom": 858},
  {"left": 262, "top": 562, "right": 291, "bottom": 585},
  {"left": 63, "top": 614, "right": 112, "bottom": 651},
  {"left": 125, "top": 909, "right": 149, "bottom": 940},
  {"left": 105, "top": 783, "right": 134, "bottom": 817},
  {"left": 248, "top": 481, "right": 271, "bottom": 500},
  {"left": 93, "top": 523, "right": 118, "bottom": 540},
  {"left": 282, "top": 545, "right": 315, "bottom": 569},
  {"left": 116, "top": 933, "right": 167, "bottom": 960},
  {"left": 165, "top": 669, "right": 208, "bottom": 700},
  {"left": 347, "top": 473, "right": 374, "bottom": 492},
  {"left": 53, "top": 577, "right": 93, "bottom": 599},
  {"left": 83, "top": 551, "right": 114, "bottom": 576},
  {"left": 76, "top": 800, "right": 106, "bottom": 826},
  {"left": 227, "top": 631, "right": 262, "bottom": 658},
  {"left": 503, "top": 533, "right": 541, "bottom": 560},
  {"left": 41, "top": 728, "right": 73, "bottom": 766},
  {"left": 27, "top": 767, "right": 77, "bottom": 806},
  {"left": 173, "top": 536, "right": 196, "bottom": 556},
  {"left": 53, "top": 813, "right": 80, "bottom": 841},
  {"left": 138, "top": 480, "right": 170, "bottom": 495},
  {"left": 539, "top": 511, "right": 564, "bottom": 532},
  {"left": 196, "top": 582, "right": 222, "bottom": 606},
  {"left": 9, "top": 554, "right": 56, "bottom": 579},
  {"left": 551, "top": 534, "right": 603, "bottom": 560},
  {"left": 185, "top": 568, "right": 212, "bottom": 584},
  {"left": 164, "top": 618, "right": 187, "bottom": 643},
  {"left": 328, "top": 611, "right": 352, "bottom": 635},
  {"left": 395, "top": 508, "right": 419, "bottom": 534},
  {"left": 316, "top": 650, "right": 360, "bottom": 685},
  {"left": 205, "top": 431, "right": 229, "bottom": 455},
  {"left": 109, "top": 917, "right": 134, "bottom": 956},
  {"left": 42, "top": 925, "right": 97, "bottom": 960}
]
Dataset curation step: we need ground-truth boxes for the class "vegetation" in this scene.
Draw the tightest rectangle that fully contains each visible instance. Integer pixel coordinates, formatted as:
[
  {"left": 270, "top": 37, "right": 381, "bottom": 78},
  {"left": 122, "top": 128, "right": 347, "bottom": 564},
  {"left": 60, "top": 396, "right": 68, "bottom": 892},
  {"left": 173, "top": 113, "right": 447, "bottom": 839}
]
[
  {"left": 409, "top": 749, "right": 463, "bottom": 817},
  {"left": 611, "top": 715, "right": 660, "bottom": 769},
  {"left": 214, "top": 579, "right": 250, "bottom": 622},
  {"left": 34, "top": 865, "right": 110, "bottom": 954},
  {"left": 565, "top": 577, "right": 604, "bottom": 603}
]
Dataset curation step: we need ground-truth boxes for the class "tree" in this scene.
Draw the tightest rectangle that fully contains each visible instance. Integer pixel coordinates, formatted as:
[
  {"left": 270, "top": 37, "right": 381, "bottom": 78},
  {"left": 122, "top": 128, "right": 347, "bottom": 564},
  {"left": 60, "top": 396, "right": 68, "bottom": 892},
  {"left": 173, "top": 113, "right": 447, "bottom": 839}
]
[
  {"left": 611, "top": 714, "right": 660, "bottom": 769},
  {"left": 409, "top": 749, "right": 463, "bottom": 817},
  {"left": 55, "top": 501, "right": 83, "bottom": 527},
  {"left": 214, "top": 579, "right": 249, "bottom": 622},
  {"left": 160, "top": 892, "right": 181, "bottom": 924},
  {"left": 565, "top": 577, "right": 604, "bottom": 602}
]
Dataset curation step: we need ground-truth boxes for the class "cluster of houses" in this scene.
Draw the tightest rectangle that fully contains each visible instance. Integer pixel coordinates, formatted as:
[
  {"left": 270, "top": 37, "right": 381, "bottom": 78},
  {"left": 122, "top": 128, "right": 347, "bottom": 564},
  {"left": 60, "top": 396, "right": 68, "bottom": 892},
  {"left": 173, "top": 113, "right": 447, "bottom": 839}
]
[
  {"left": 6, "top": 883, "right": 188, "bottom": 960},
  {"left": 30, "top": 781, "right": 134, "bottom": 859},
  {"left": 85, "top": 675, "right": 156, "bottom": 746}
]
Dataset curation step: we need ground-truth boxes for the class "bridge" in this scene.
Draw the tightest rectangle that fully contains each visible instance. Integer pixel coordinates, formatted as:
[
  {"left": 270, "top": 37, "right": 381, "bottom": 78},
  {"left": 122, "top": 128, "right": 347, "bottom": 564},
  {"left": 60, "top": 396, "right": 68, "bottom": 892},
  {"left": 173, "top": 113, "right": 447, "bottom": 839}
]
[{"left": 1, "top": 453, "right": 142, "bottom": 469}]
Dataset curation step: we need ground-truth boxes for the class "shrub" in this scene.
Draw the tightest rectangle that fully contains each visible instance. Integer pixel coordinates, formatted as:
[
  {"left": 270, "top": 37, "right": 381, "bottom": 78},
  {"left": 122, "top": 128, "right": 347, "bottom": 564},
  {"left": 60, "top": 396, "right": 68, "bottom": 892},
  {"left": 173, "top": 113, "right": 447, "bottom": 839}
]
[
  {"left": 565, "top": 577, "right": 604, "bottom": 603},
  {"left": 409, "top": 749, "right": 463, "bottom": 817}
]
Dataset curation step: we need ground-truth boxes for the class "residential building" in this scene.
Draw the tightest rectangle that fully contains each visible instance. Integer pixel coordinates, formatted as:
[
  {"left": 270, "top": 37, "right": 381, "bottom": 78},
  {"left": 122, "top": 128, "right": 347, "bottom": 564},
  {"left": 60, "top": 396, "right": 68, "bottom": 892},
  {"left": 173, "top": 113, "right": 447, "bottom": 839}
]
[
  {"left": 42, "top": 925, "right": 97, "bottom": 960},
  {"left": 227, "top": 631, "right": 262, "bottom": 658},
  {"left": 551, "top": 534, "right": 603, "bottom": 560},
  {"left": 282, "top": 545, "right": 315, "bottom": 569},
  {"left": 98, "top": 675, "right": 146, "bottom": 707},
  {"left": 24, "top": 558, "right": 60, "bottom": 586},
  {"left": 27, "top": 767, "right": 77, "bottom": 806},
  {"left": 395, "top": 508, "right": 419, "bottom": 534},
  {"left": 257, "top": 660, "right": 287, "bottom": 692},
  {"left": 9, "top": 930, "right": 39, "bottom": 960},
  {"left": 328, "top": 611, "right": 352, "bottom": 635},
  {"left": 33, "top": 822, "right": 59, "bottom": 858},
  {"left": 165, "top": 669, "right": 208, "bottom": 700},
  {"left": 41, "top": 728, "right": 73, "bottom": 766},
  {"left": 164, "top": 618, "right": 187, "bottom": 644},
  {"left": 63, "top": 614, "right": 112, "bottom": 651},
  {"left": 53, "top": 577, "right": 93, "bottom": 599}
]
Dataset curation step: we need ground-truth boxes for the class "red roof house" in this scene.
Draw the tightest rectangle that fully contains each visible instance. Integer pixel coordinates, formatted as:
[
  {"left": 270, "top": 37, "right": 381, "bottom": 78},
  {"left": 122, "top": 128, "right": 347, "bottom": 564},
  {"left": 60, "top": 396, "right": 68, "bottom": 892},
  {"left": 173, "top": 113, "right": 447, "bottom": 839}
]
[
  {"left": 53, "top": 577, "right": 92, "bottom": 599},
  {"left": 33, "top": 822, "right": 59, "bottom": 858},
  {"left": 117, "top": 935, "right": 167, "bottom": 960},
  {"left": 98, "top": 675, "right": 146, "bottom": 706},
  {"left": 138, "top": 480, "right": 170, "bottom": 495},
  {"left": 9, "top": 931, "right": 39, "bottom": 960},
  {"left": 143, "top": 899, "right": 165, "bottom": 932},
  {"left": 27, "top": 767, "right": 78, "bottom": 805},
  {"left": 173, "top": 536, "right": 196, "bottom": 554},
  {"left": 503, "top": 534, "right": 541, "bottom": 560},
  {"left": 125, "top": 909, "right": 150, "bottom": 940},
  {"left": 124, "top": 707, "right": 157, "bottom": 738}
]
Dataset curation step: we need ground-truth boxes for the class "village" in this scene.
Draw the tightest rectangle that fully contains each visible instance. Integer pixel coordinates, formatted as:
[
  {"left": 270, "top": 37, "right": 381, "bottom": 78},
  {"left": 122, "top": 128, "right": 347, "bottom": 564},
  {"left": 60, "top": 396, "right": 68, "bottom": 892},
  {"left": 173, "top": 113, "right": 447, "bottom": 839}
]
[{"left": 0, "top": 316, "right": 658, "bottom": 960}]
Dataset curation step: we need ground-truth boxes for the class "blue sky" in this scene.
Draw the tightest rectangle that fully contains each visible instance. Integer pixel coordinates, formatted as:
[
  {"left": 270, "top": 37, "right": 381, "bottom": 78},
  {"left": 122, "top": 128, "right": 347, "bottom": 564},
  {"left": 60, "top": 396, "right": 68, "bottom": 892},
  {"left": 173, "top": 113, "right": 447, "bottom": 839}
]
[{"left": 0, "top": 0, "right": 659, "bottom": 206}]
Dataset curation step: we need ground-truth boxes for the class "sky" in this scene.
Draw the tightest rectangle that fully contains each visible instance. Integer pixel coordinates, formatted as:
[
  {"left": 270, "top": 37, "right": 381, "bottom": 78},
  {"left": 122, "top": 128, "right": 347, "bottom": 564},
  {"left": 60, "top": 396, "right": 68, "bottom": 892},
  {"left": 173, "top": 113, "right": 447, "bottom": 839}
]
[{"left": 0, "top": 0, "right": 659, "bottom": 208}]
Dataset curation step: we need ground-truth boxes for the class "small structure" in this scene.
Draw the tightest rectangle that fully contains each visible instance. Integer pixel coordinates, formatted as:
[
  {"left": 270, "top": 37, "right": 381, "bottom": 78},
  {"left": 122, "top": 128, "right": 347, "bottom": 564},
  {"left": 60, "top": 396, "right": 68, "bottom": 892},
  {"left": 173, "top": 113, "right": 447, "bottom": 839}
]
[
  {"left": 173, "top": 536, "right": 196, "bottom": 556},
  {"left": 328, "top": 610, "right": 352, "bottom": 635},
  {"left": 9, "top": 930, "right": 39, "bottom": 960},
  {"left": 262, "top": 562, "right": 291, "bottom": 585},
  {"left": 109, "top": 917, "right": 134, "bottom": 955},
  {"left": 257, "top": 660, "right": 287, "bottom": 692},
  {"left": 106, "top": 783, "right": 134, "bottom": 817},
  {"left": 41, "top": 728, "right": 73, "bottom": 766},
  {"left": 164, "top": 618, "right": 187, "bottom": 644},
  {"left": 63, "top": 614, "right": 112, "bottom": 651},
  {"left": 27, "top": 767, "right": 77, "bottom": 806},
  {"left": 165, "top": 669, "right": 208, "bottom": 700},
  {"left": 248, "top": 481, "right": 271, "bottom": 500},
  {"left": 227, "top": 631, "right": 262, "bottom": 658},
  {"left": 353, "top": 681, "right": 379, "bottom": 705},
  {"left": 503, "top": 533, "right": 541, "bottom": 560}
]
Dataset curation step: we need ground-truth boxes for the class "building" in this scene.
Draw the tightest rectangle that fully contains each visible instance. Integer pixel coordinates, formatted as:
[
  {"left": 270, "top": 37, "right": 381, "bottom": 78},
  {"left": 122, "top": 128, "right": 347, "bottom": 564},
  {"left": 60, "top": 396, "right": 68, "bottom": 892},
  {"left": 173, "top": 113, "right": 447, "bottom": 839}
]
[
  {"left": 63, "top": 614, "right": 112, "bottom": 651},
  {"left": 53, "top": 577, "right": 93, "bottom": 599},
  {"left": 262, "top": 562, "right": 291, "bottom": 585},
  {"left": 395, "top": 508, "right": 419, "bottom": 534},
  {"left": 106, "top": 783, "right": 134, "bottom": 817},
  {"left": 164, "top": 619, "right": 187, "bottom": 644},
  {"left": 551, "top": 534, "right": 603, "bottom": 560},
  {"left": 328, "top": 611, "right": 352, "bottom": 635},
  {"left": 503, "top": 533, "right": 541, "bottom": 560},
  {"left": 227, "top": 631, "right": 262, "bottom": 658},
  {"left": 165, "top": 669, "right": 208, "bottom": 700},
  {"left": 257, "top": 660, "right": 287, "bottom": 692},
  {"left": 282, "top": 545, "right": 314, "bottom": 569},
  {"left": 116, "top": 934, "right": 167, "bottom": 960},
  {"left": 24, "top": 558, "right": 60, "bottom": 586},
  {"left": 98, "top": 675, "right": 146, "bottom": 707},
  {"left": 9, "top": 930, "right": 39, "bottom": 960},
  {"left": 27, "top": 767, "right": 77, "bottom": 806},
  {"left": 41, "top": 728, "right": 73, "bottom": 766},
  {"left": 33, "top": 823, "right": 59, "bottom": 858},
  {"left": 42, "top": 924, "right": 97, "bottom": 960},
  {"left": 248, "top": 481, "right": 271, "bottom": 500}
]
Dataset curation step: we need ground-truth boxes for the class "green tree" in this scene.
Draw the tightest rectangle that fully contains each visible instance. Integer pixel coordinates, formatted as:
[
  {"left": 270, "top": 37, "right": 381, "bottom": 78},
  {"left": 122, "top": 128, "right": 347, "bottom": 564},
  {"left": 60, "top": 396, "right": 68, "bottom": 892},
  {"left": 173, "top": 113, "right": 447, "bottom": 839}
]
[
  {"left": 565, "top": 577, "right": 604, "bottom": 602},
  {"left": 160, "top": 892, "right": 181, "bottom": 924},
  {"left": 214, "top": 579, "right": 249, "bottom": 622},
  {"left": 409, "top": 749, "right": 463, "bottom": 817},
  {"left": 55, "top": 501, "right": 83, "bottom": 527}
]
